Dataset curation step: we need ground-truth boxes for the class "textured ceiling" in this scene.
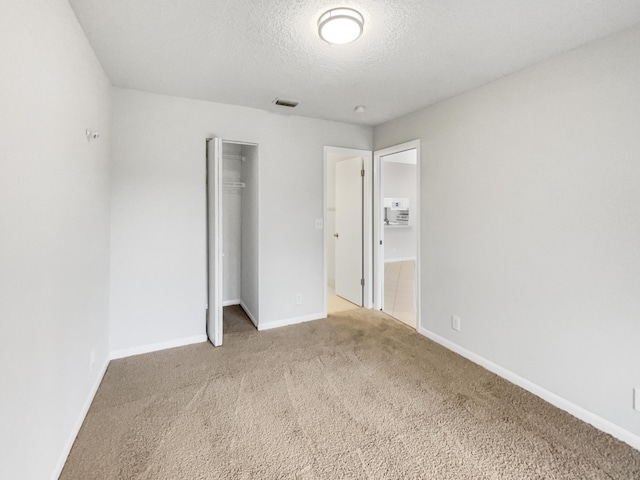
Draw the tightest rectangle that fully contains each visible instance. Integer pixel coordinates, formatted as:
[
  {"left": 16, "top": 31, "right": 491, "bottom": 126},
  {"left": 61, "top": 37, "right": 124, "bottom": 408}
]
[{"left": 68, "top": 0, "right": 640, "bottom": 126}]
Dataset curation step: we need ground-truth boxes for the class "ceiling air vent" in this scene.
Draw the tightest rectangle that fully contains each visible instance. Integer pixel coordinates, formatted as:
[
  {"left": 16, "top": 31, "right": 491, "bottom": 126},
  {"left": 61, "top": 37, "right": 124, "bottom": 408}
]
[{"left": 273, "top": 98, "right": 299, "bottom": 108}]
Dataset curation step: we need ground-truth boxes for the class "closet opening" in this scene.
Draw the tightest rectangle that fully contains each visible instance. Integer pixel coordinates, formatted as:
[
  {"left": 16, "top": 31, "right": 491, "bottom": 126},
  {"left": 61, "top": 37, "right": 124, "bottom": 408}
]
[{"left": 206, "top": 139, "right": 259, "bottom": 346}]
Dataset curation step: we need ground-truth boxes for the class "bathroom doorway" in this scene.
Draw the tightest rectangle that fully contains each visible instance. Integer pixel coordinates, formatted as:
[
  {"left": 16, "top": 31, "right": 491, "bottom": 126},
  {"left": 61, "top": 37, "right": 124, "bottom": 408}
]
[{"left": 373, "top": 141, "right": 421, "bottom": 329}]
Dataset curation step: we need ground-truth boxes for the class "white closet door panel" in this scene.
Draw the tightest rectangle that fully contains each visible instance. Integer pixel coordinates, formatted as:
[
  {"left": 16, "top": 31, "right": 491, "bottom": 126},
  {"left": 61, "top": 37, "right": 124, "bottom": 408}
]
[{"left": 206, "top": 138, "right": 223, "bottom": 346}]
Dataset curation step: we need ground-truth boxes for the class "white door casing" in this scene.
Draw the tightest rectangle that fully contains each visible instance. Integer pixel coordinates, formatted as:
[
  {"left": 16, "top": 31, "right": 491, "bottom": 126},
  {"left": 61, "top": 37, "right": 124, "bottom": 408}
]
[
  {"left": 373, "top": 140, "right": 421, "bottom": 328},
  {"left": 206, "top": 137, "right": 223, "bottom": 346},
  {"left": 335, "top": 156, "right": 363, "bottom": 306}
]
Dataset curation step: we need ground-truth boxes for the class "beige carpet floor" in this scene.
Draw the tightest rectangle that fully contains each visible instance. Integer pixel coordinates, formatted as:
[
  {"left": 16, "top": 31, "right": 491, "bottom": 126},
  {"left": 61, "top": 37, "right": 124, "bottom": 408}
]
[{"left": 61, "top": 306, "right": 640, "bottom": 479}]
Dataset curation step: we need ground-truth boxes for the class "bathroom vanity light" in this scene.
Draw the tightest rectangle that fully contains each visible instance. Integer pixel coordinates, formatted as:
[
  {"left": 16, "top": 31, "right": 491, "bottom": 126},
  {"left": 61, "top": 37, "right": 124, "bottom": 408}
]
[{"left": 318, "top": 8, "right": 364, "bottom": 45}]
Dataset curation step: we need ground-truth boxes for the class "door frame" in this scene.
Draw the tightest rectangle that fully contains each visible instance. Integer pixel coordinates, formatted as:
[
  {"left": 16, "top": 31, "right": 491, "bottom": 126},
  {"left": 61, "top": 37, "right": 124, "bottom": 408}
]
[
  {"left": 323, "top": 146, "right": 373, "bottom": 317},
  {"left": 373, "top": 140, "right": 421, "bottom": 329}
]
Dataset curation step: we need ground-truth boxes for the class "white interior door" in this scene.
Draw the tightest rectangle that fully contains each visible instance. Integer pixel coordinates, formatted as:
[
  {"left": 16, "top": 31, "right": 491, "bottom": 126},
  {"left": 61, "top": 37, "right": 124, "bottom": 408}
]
[
  {"left": 206, "top": 137, "right": 223, "bottom": 346},
  {"left": 335, "top": 157, "right": 363, "bottom": 306}
]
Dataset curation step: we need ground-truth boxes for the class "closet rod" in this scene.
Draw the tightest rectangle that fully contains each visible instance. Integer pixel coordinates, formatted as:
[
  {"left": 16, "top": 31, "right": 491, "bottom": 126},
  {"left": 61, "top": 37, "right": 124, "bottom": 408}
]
[{"left": 223, "top": 154, "right": 245, "bottom": 161}]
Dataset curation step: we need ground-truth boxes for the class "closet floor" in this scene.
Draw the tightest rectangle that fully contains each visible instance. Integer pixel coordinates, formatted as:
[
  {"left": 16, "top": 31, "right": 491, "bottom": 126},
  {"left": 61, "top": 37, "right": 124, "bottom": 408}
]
[{"left": 223, "top": 305, "right": 256, "bottom": 334}]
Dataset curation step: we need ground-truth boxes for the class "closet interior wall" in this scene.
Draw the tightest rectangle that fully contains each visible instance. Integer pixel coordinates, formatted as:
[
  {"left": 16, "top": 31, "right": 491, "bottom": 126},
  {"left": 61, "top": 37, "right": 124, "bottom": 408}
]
[{"left": 222, "top": 142, "right": 259, "bottom": 326}]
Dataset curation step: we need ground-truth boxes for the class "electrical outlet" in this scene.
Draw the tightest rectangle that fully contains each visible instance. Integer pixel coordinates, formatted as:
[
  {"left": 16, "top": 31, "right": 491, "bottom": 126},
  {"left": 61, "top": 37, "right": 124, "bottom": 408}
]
[
  {"left": 315, "top": 218, "right": 323, "bottom": 229},
  {"left": 296, "top": 294, "right": 302, "bottom": 305},
  {"left": 634, "top": 388, "right": 640, "bottom": 412},
  {"left": 451, "top": 315, "right": 461, "bottom": 332},
  {"left": 90, "top": 350, "right": 95, "bottom": 371}
]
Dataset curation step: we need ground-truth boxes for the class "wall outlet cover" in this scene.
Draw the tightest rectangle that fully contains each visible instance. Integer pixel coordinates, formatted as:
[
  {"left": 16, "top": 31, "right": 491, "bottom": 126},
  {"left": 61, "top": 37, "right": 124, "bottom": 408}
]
[
  {"left": 634, "top": 388, "right": 640, "bottom": 412},
  {"left": 451, "top": 315, "right": 461, "bottom": 332},
  {"left": 315, "top": 218, "right": 323, "bottom": 229}
]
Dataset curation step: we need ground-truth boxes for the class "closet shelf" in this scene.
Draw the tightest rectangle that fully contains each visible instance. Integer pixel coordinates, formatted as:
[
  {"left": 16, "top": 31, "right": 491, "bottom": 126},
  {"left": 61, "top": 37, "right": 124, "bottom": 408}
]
[
  {"left": 223, "top": 182, "right": 246, "bottom": 188},
  {"left": 223, "top": 154, "right": 245, "bottom": 161}
]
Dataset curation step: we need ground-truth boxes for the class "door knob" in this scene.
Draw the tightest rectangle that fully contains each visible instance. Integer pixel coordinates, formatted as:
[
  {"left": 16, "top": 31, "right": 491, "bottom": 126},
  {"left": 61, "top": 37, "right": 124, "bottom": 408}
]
[{"left": 334, "top": 233, "right": 339, "bottom": 238}]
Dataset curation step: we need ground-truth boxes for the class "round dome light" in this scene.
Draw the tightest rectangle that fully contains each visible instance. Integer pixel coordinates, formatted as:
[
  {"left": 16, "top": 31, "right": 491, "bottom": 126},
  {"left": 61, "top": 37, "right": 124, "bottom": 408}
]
[{"left": 318, "top": 8, "right": 364, "bottom": 45}]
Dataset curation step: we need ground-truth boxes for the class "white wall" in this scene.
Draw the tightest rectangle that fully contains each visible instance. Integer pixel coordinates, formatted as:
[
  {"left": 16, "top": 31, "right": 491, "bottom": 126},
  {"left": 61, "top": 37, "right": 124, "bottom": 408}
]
[
  {"left": 110, "top": 88, "right": 372, "bottom": 349},
  {"left": 374, "top": 25, "right": 640, "bottom": 441},
  {"left": 383, "top": 161, "right": 417, "bottom": 261},
  {"left": 0, "top": 1, "right": 111, "bottom": 479}
]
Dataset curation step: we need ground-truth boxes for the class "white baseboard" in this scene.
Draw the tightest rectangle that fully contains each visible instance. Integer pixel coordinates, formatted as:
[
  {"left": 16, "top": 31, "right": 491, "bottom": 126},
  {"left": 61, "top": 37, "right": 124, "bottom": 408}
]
[
  {"left": 258, "top": 312, "right": 325, "bottom": 331},
  {"left": 110, "top": 334, "right": 208, "bottom": 360},
  {"left": 418, "top": 326, "right": 640, "bottom": 451},
  {"left": 384, "top": 256, "right": 416, "bottom": 263},
  {"left": 239, "top": 301, "right": 258, "bottom": 329},
  {"left": 50, "top": 355, "right": 109, "bottom": 480},
  {"left": 223, "top": 299, "right": 240, "bottom": 307}
]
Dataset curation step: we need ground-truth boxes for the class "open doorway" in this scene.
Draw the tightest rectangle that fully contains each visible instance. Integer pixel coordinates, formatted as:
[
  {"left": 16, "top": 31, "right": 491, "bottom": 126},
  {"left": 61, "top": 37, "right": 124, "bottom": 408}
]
[
  {"left": 373, "top": 141, "right": 421, "bottom": 329},
  {"left": 324, "top": 146, "right": 372, "bottom": 316},
  {"left": 206, "top": 138, "right": 259, "bottom": 346}
]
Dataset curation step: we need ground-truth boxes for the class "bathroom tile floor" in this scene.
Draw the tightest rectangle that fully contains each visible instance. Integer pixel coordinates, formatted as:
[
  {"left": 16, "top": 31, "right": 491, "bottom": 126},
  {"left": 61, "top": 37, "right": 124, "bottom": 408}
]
[{"left": 383, "top": 260, "right": 416, "bottom": 328}]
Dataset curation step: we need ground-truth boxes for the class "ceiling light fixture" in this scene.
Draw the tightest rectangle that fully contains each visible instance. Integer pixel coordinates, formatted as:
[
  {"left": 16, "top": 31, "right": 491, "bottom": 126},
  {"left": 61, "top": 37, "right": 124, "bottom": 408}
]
[{"left": 318, "top": 8, "right": 364, "bottom": 45}]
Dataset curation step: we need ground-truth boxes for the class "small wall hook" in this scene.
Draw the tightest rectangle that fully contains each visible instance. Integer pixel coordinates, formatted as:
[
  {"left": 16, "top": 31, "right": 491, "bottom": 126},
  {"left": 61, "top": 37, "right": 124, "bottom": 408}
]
[{"left": 86, "top": 129, "right": 100, "bottom": 141}]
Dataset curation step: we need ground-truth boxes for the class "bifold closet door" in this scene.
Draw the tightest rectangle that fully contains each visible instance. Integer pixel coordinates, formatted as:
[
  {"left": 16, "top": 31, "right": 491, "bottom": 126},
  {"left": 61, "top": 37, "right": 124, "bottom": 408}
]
[{"left": 206, "top": 137, "right": 223, "bottom": 346}]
